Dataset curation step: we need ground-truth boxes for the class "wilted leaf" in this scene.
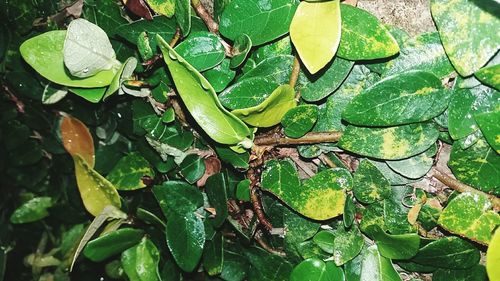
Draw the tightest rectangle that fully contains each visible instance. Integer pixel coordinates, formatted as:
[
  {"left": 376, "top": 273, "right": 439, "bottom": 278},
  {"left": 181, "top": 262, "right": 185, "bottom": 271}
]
[{"left": 60, "top": 115, "right": 95, "bottom": 167}]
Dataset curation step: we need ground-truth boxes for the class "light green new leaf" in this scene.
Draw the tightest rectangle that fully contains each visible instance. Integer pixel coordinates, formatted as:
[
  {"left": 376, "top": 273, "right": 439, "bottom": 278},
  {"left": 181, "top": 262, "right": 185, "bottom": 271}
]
[
  {"left": 121, "top": 237, "right": 161, "bottom": 281},
  {"left": 146, "top": 0, "right": 175, "bottom": 17},
  {"left": 290, "top": 259, "right": 344, "bottom": 281},
  {"left": 475, "top": 110, "right": 500, "bottom": 153},
  {"left": 282, "top": 105, "right": 318, "bottom": 138},
  {"left": 339, "top": 123, "right": 439, "bottom": 160},
  {"left": 69, "top": 87, "right": 108, "bottom": 103},
  {"left": 63, "top": 19, "right": 119, "bottom": 78},
  {"left": 431, "top": 0, "right": 500, "bottom": 76},
  {"left": 438, "top": 192, "right": 500, "bottom": 245},
  {"left": 106, "top": 152, "right": 154, "bottom": 190},
  {"left": 367, "top": 225, "right": 420, "bottom": 260},
  {"left": 10, "top": 197, "right": 53, "bottom": 224},
  {"left": 219, "top": 0, "right": 299, "bottom": 46},
  {"left": 337, "top": 4, "right": 399, "bottom": 60},
  {"left": 353, "top": 159, "right": 391, "bottom": 204},
  {"left": 290, "top": 0, "right": 341, "bottom": 74},
  {"left": 487, "top": 229, "right": 500, "bottom": 280},
  {"left": 232, "top": 84, "right": 297, "bottom": 127},
  {"left": 73, "top": 155, "right": 121, "bottom": 217},
  {"left": 175, "top": 32, "right": 225, "bottom": 71},
  {"left": 449, "top": 139, "right": 500, "bottom": 195},
  {"left": 157, "top": 35, "right": 252, "bottom": 145},
  {"left": 84, "top": 228, "right": 145, "bottom": 262},
  {"left": 342, "top": 71, "right": 449, "bottom": 126},
  {"left": 20, "top": 31, "right": 116, "bottom": 88}
]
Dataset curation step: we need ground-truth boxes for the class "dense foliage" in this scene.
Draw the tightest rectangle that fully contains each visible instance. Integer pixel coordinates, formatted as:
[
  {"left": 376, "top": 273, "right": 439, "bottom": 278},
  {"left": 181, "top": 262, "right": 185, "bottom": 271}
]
[{"left": 0, "top": 0, "right": 499, "bottom": 280}]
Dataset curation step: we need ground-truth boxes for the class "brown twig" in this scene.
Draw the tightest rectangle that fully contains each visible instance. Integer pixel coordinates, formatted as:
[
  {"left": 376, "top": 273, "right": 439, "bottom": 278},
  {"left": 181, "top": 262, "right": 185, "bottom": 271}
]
[
  {"left": 289, "top": 56, "right": 301, "bottom": 89},
  {"left": 249, "top": 179, "right": 273, "bottom": 231},
  {"left": 318, "top": 154, "right": 337, "bottom": 168},
  {"left": 2, "top": 85, "right": 25, "bottom": 113},
  {"left": 169, "top": 27, "right": 182, "bottom": 47},
  {"left": 191, "top": 0, "right": 219, "bottom": 34},
  {"left": 431, "top": 167, "right": 500, "bottom": 210},
  {"left": 254, "top": 230, "right": 286, "bottom": 257},
  {"left": 254, "top": 131, "right": 343, "bottom": 146}
]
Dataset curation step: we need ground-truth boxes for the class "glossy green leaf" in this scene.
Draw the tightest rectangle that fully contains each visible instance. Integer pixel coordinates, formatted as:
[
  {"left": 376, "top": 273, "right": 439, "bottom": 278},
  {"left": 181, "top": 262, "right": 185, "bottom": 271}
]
[
  {"left": 146, "top": 0, "right": 175, "bottom": 17},
  {"left": 20, "top": 31, "right": 116, "bottom": 88},
  {"left": 82, "top": 0, "right": 129, "bottom": 35},
  {"left": 449, "top": 139, "right": 500, "bottom": 195},
  {"left": 232, "top": 84, "right": 297, "bottom": 127},
  {"left": 121, "top": 237, "right": 161, "bottom": 281},
  {"left": 103, "top": 56, "right": 138, "bottom": 99},
  {"left": 175, "top": 32, "right": 225, "bottom": 71},
  {"left": 203, "top": 59, "right": 236, "bottom": 92},
  {"left": 157, "top": 35, "right": 252, "bottom": 145},
  {"left": 245, "top": 246, "right": 293, "bottom": 281},
  {"left": 106, "top": 152, "right": 154, "bottom": 190},
  {"left": 370, "top": 160, "right": 419, "bottom": 186},
  {"left": 261, "top": 159, "right": 351, "bottom": 220},
  {"left": 367, "top": 225, "right": 420, "bottom": 260},
  {"left": 475, "top": 64, "right": 500, "bottom": 91},
  {"left": 219, "top": 77, "right": 279, "bottom": 110},
  {"left": 475, "top": 110, "right": 500, "bottom": 153},
  {"left": 290, "top": 259, "right": 344, "bottom": 281},
  {"left": 337, "top": 4, "right": 400, "bottom": 60},
  {"left": 438, "top": 192, "right": 500, "bottom": 245},
  {"left": 219, "top": 0, "right": 299, "bottom": 46},
  {"left": 114, "top": 16, "right": 177, "bottom": 48},
  {"left": 63, "top": 19, "right": 119, "bottom": 78},
  {"left": 386, "top": 145, "right": 435, "bottom": 179},
  {"left": 215, "top": 145, "right": 250, "bottom": 169},
  {"left": 251, "top": 36, "right": 292, "bottom": 64},
  {"left": 339, "top": 123, "right": 439, "bottom": 160},
  {"left": 175, "top": 0, "right": 191, "bottom": 36},
  {"left": 331, "top": 223, "right": 364, "bottom": 266},
  {"left": 343, "top": 71, "right": 449, "bottom": 126},
  {"left": 179, "top": 154, "right": 206, "bottom": 184},
  {"left": 10, "top": 197, "right": 53, "bottom": 224},
  {"left": 353, "top": 159, "right": 391, "bottom": 204},
  {"left": 290, "top": 0, "right": 341, "bottom": 74},
  {"left": 203, "top": 233, "right": 224, "bottom": 276},
  {"left": 69, "top": 87, "right": 108, "bottom": 103},
  {"left": 83, "top": 228, "right": 145, "bottom": 262},
  {"left": 448, "top": 86, "right": 499, "bottom": 140},
  {"left": 152, "top": 181, "right": 204, "bottom": 217},
  {"left": 344, "top": 194, "right": 356, "bottom": 228},
  {"left": 430, "top": 0, "right": 500, "bottom": 76},
  {"left": 230, "top": 34, "right": 252, "bottom": 68},
  {"left": 313, "top": 231, "right": 335, "bottom": 254},
  {"left": 299, "top": 57, "right": 354, "bottom": 102},
  {"left": 345, "top": 245, "right": 402, "bottom": 281},
  {"left": 433, "top": 265, "right": 488, "bottom": 281},
  {"left": 487, "top": 228, "right": 500, "bottom": 280},
  {"left": 239, "top": 55, "right": 295, "bottom": 84},
  {"left": 383, "top": 186, "right": 416, "bottom": 234},
  {"left": 73, "top": 155, "right": 121, "bottom": 217},
  {"left": 282, "top": 105, "right": 318, "bottom": 138},
  {"left": 205, "top": 173, "right": 229, "bottom": 228},
  {"left": 236, "top": 179, "right": 251, "bottom": 201},
  {"left": 411, "top": 236, "right": 481, "bottom": 269},
  {"left": 383, "top": 32, "right": 454, "bottom": 79}
]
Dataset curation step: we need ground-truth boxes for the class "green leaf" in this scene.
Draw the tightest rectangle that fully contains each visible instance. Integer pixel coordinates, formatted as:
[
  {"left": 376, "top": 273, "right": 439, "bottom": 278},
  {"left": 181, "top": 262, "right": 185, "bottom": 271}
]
[
  {"left": 69, "top": 87, "right": 108, "bottom": 103},
  {"left": 313, "top": 231, "right": 335, "bottom": 254},
  {"left": 475, "top": 64, "right": 500, "bottom": 91},
  {"left": 386, "top": 145, "right": 435, "bottom": 179},
  {"left": 448, "top": 86, "right": 499, "bottom": 140},
  {"left": 219, "top": 77, "right": 279, "bottom": 110},
  {"left": 337, "top": 4, "right": 400, "bottom": 60},
  {"left": 282, "top": 105, "right": 318, "bottom": 138},
  {"left": 339, "top": 123, "right": 439, "bottom": 160},
  {"left": 10, "top": 197, "right": 53, "bottom": 224},
  {"left": 411, "top": 236, "right": 481, "bottom": 269},
  {"left": 353, "top": 159, "right": 391, "bottom": 204},
  {"left": 174, "top": 0, "right": 191, "bottom": 36},
  {"left": 20, "top": 31, "right": 116, "bottom": 88},
  {"left": 261, "top": 159, "right": 351, "bottom": 220},
  {"left": 106, "top": 152, "right": 154, "bottom": 190},
  {"left": 331, "top": 223, "right": 364, "bottom": 266},
  {"left": 157, "top": 35, "right": 252, "bottom": 145},
  {"left": 103, "top": 56, "right": 138, "bottom": 99},
  {"left": 433, "top": 265, "right": 488, "bottom": 281},
  {"left": 345, "top": 245, "right": 402, "bottom": 281},
  {"left": 244, "top": 246, "right": 293, "bottom": 281},
  {"left": 73, "top": 155, "right": 121, "bottom": 217},
  {"left": 203, "top": 233, "right": 224, "bottom": 276},
  {"left": 289, "top": 0, "right": 341, "bottom": 74},
  {"left": 475, "top": 110, "right": 500, "bottom": 153},
  {"left": 152, "top": 181, "right": 204, "bottom": 217},
  {"left": 342, "top": 71, "right": 449, "bottom": 126},
  {"left": 240, "top": 55, "right": 295, "bottom": 84},
  {"left": 449, "top": 139, "right": 500, "bottom": 195},
  {"left": 121, "top": 237, "right": 161, "bottom": 281},
  {"left": 383, "top": 186, "right": 416, "bottom": 234},
  {"left": 179, "top": 154, "right": 206, "bottom": 184},
  {"left": 215, "top": 145, "right": 250, "bottom": 169},
  {"left": 114, "top": 16, "right": 177, "bottom": 49},
  {"left": 83, "top": 228, "right": 145, "bottom": 262},
  {"left": 290, "top": 259, "right": 344, "bottom": 281},
  {"left": 82, "top": 0, "right": 129, "bottom": 35},
  {"left": 146, "top": 0, "right": 175, "bottom": 17},
  {"left": 203, "top": 59, "right": 236, "bottom": 92},
  {"left": 487, "top": 229, "right": 500, "bottom": 280},
  {"left": 236, "top": 179, "right": 251, "bottom": 201},
  {"left": 344, "top": 194, "right": 356, "bottom": 228},
  {"left": 367, "top": 225, "right": 420, "bottom": 260},
  {"left": 438, "top": 192, "right": 500, "bottom": 245},
  {"left": 42, "top": 83, "right": 68, "bottom": 105},
  {"left": 299, "top": 57, "right": 354, "bottom": 102},
  {"left": 251, "top": 36, "right": 292, "bottom": 64},
  {"left": 219, "top": 0, "right": 299, "bottom": 46},
  {"left": 63, "top": 19, "right": 119, "bottom": 78},
  {"left": 430, "top": 0, "right": 500, "bottom": 76},
  {"left": 166, "top": 212, "right": 205, "bottom": 272},
  {"left": 230, "top": 34, "right": 252, "bottom": 68},
  {"left": 175, "top": 31, "right": 225, "bottom": 71},
  {"left": 232, "top": 84, "right": 297, "bottom": 127},
  {"left": 383, "top": 32, "right": 454, "bottom": 79},
  {"left": 205, "top": 173, "right": 229, "bottom": 228}
]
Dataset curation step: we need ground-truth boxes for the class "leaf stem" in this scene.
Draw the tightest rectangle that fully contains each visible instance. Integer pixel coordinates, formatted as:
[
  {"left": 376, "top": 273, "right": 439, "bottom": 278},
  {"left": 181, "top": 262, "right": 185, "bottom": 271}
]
[
  {"left": 254, "top": 131, "right": 343, "bottom": 146},
  {"left": 169, "top": 27, "right": 181, "bottom": 47},
  {"left": 289, "top": 56, "right": 301, "bottom": 89},
  {"left": 430, "top": 167, "right": 500, "bottom": 210}
]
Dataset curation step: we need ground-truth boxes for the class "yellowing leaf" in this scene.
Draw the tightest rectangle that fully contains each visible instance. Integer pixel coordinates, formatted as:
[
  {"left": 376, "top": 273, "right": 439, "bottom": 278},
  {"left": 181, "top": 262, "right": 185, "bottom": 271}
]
[
  {"left": 487, "top": 228, "right": 500, "bottom": 281},
  {"left": 60, "top": 115, "right": 95, "bottom": 167},
  {"left": 73, "top": 155, "right": 121, "bottom": 217},
  {"left": 290, "top": 1, "right": 341, "bottom": 74}
]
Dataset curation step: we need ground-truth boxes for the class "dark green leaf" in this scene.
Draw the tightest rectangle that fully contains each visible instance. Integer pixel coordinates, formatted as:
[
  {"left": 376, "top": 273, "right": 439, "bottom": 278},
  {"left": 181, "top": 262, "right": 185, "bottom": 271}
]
[
  {"left": 106, "top": 152, "right": 154, "bottom": 190},
  {"left": 205, "top": 173, "right": 229, "bottom": 228},
  {"left": 203, "top": 59, "right": 236, "bottom": 92},
  {"left": 175, "top": 0, "right": 191, "bottom": 36},
  {"left": 313, "top": 231, "right": 335, "bottom": 254},
  {"left": 84, "top": 228, "right": 145, "bottom": 262},
  {"left": 203, "top": 233, "right": 224, "bottom": 276},
  {"left": 331, "top": 223, "right": 364, "bottom": 266},
  {"left": 179, "top": 154, "right": 206, "bottom": 184},
  {"left": 433, "top": 265, "right": 488, "bottom": 281},
  {"left": 175, "top": 32, "right": 225, "bottom": 71},
  {"left": 230, "top": 34, "right": 252, "bottom": 68},
  {"left": 386, "top": 145, "right": 435, "bottom": 179},
  {"left": 475, "top": 109, "right": 500, "bottom": 153},
  {"left": 367, "top": 225, "right": 420, "bottom": 260},
  {"left": 245, "top": 247, "right": 293, "bottom": 281},
  {"left": 411, "top": 236, "right": 480, "bottom": 269},
  {"left": 353, "top": 159, "right": 391, "bottom": 204},
  {"left": 153, "top": 181, "right": 204, "bottom": 217}
]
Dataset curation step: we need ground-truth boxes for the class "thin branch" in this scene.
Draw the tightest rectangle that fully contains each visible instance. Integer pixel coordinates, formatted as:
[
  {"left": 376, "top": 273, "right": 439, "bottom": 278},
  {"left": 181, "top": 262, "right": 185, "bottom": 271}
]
[
  {"left": 250, "top": 186, "right": 273, "bottom": 231},
  {"left": 289, "top": 56, "right": 301, "bottom": 89},
  {"left": 431, "top": 167, "right": 500, "bottom": 210},
  {"left": 254, "top": 230, "right": 286, "bottom": 257},
  {"left": 254, "top": 131, "right": 343, "bottom": 146},
  {"left": 2, "top": 85, "right": 25, "bottom": 113},
  {"left": 191, "top": 0, "right": 219, "bottom": 34},
  {"left": 169, "top": 27, "right": 181, "bottom": 47}
]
